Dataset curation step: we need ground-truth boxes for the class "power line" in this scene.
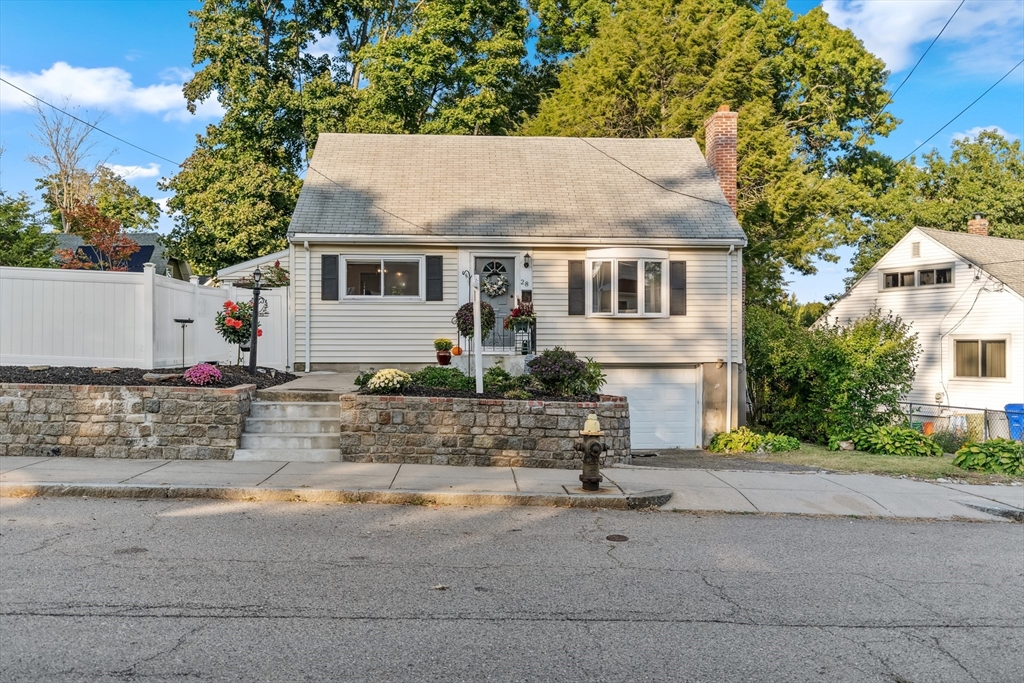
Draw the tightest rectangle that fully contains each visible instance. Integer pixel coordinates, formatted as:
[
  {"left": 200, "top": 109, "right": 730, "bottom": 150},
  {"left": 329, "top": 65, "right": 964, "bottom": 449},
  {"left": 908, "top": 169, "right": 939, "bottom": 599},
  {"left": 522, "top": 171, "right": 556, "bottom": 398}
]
[
  {"left": 576, "top": 138, "right": 733, "bottom": 208},
  {"left": 0, "top": 77, "right": 183, "bottom": 168},
  {"left": 898, "top": 58, "right": 1024, "bottom": 163}
]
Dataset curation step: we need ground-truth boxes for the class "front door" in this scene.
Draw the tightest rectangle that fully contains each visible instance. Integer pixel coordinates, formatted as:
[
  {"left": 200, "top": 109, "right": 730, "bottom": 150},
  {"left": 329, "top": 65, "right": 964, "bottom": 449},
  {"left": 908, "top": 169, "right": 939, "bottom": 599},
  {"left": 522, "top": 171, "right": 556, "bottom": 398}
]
[{"left": 475, "top": 257, "right": 516, "bottom": 347}]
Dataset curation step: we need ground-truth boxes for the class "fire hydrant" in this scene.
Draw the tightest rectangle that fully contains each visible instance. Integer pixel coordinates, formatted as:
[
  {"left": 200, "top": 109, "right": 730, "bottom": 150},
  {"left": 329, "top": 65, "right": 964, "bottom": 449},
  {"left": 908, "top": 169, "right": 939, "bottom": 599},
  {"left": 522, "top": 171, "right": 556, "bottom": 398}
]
[{"left": 575, "top": 412, "right": 607, "bottom": 491}]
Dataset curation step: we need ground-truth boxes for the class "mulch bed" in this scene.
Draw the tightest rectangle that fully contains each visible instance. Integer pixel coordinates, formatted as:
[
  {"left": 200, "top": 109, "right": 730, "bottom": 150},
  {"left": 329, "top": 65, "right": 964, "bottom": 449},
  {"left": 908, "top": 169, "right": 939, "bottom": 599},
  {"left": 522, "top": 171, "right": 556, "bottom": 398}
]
[
  {"left": 359, "top": 385, "right": 604, "bottom": 403},
  {"left": 0, "top": 365, "right": 297, "bottom": 390}
]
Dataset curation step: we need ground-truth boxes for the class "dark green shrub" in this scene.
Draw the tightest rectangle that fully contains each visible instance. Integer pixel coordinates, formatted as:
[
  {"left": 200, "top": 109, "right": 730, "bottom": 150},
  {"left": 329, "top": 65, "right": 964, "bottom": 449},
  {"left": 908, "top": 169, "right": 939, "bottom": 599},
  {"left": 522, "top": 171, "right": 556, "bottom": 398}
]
[
  {"left": 410, "top": 366, "right": 475, "bottom": 390},
  {"left": 930, "top": 429, "right": 970, "bottom": 455},
  {"left": 709, "top": 427, "right": 800, "bottom": 454},
  {"left": 953, "top": 439, "right": 1024, "bottom": 476},
  {"left": 851, "top": 425, "right": 943, "bottom": 457},
  {"left": 483, "top": 366, "right": 514, "bottom": 393},
  {"left": 747, "top": 306, "right": 919, "bottom": 444},
  {"left": 527, "top": 347, "right": 587, "bottom": 396},
  {"left": 568, "top": 357, "right": 607, "bottom": 395},
  {"left": 503, "top": 389, "right": 531, "bottom": 400},
  {"left": 354, "top": 368, "right": 377, "bottom": 388}
]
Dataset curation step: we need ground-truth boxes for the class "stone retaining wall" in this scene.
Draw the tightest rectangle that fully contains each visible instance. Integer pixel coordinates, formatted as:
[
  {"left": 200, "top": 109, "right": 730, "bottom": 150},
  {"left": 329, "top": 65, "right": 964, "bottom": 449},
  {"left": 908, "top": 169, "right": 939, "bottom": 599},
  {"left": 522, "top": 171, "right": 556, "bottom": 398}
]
[
  {"left": 0, "top": 383, "right": 256, "bottom": 460},
  {"left": 339, "top": 395, "right": 630, "bottom": 468}
]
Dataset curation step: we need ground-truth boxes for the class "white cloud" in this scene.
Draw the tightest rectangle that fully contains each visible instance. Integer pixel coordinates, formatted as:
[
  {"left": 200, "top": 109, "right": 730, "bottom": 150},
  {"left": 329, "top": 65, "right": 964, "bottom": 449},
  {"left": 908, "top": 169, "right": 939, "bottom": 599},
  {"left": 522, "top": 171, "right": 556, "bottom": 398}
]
[
  {"left": 823, "top": 0, "right": 1024, "bottom": 73},
  {"left": 155, "top": 197, "right": 172, "bottom": 214},
  {"left": 952, "top": 125, "right": 1019, "bottom": 142},
  {"left": 103, "top": 162, "right": 161, "bottom": 179},
  {"left": 0, "top": 61, "right": 222, "bottom": 120},
  {"left": 305, "top": 33, "right": 340, "bottom": 59}
]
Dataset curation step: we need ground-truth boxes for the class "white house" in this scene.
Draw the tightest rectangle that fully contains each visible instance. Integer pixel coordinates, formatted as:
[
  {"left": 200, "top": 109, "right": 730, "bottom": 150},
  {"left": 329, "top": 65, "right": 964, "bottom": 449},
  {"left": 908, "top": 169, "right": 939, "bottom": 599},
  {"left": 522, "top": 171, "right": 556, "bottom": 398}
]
[
  {"left": 824, "top": 218, "right": 1023, "bottom": 412},
  {"left": 231, "top": 108, "right": 748, "bottom": 449}
]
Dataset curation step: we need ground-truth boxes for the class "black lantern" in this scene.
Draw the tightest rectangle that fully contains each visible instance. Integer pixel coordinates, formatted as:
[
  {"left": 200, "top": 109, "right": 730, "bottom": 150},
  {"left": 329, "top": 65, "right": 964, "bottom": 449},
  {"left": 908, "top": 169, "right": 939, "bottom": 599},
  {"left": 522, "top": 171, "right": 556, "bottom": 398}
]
[{"left": 247, "top": 266, "right": 262, "bottom": 375}]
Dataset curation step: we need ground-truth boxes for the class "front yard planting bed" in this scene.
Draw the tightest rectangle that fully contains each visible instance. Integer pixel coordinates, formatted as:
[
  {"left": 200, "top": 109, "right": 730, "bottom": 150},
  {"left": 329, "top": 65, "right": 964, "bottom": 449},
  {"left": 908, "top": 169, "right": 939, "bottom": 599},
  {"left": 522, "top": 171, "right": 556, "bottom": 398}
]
[
  {"left": 0, "top": 365, "right": 296, "bottom": 390},
  {"left": 359, "top": 386, "right": 601, "bottom": 402},
  {"left": 715, "top": 442, "right": 1022, "bottom": 485}
]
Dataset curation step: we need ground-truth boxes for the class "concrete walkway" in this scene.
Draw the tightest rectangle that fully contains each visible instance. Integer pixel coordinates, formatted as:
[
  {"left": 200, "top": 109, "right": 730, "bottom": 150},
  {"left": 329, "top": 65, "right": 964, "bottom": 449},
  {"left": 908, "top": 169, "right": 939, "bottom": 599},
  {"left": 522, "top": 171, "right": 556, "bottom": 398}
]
[{"left": 2, "top": 456, "right": 1022, "bottom": 521}]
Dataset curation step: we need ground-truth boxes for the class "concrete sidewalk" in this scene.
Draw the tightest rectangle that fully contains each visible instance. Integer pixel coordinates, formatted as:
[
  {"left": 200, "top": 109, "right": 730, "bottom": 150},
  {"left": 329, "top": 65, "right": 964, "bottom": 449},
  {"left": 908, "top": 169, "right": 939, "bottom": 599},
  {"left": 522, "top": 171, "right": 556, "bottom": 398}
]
[{"left": 1, "top": 456, "right": 1022, "bottom": 521}]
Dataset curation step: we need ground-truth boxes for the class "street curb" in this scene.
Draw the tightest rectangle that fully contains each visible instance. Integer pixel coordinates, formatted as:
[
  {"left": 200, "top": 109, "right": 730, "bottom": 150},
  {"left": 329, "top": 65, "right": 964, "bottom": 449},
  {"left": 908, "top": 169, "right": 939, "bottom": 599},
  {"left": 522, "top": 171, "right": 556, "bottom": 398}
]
[
  {"left": 0, "top": 482, "right": 657, "bottom": 511},
  {"left": 958, "top": 501, "right": 1024, "bottom": 522}
]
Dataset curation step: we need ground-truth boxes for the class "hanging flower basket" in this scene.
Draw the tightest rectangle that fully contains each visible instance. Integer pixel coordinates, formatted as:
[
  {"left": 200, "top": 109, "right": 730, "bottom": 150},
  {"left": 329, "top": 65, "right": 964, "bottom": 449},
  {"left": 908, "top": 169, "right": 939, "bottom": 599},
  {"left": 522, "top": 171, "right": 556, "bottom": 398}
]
[{"left": 454, "top": 302, "right": 495, "bottom": 339}]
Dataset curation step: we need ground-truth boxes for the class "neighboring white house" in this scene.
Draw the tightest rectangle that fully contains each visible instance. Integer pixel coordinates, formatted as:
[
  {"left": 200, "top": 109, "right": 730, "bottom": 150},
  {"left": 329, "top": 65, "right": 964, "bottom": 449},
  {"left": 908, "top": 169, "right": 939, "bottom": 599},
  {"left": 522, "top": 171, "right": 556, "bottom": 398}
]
[
  {"left": 232, "top": 108, "right": 748, "bottom": 449},
  {"left": 823, "top": 218, "right": 1024, "bottom": 412}
]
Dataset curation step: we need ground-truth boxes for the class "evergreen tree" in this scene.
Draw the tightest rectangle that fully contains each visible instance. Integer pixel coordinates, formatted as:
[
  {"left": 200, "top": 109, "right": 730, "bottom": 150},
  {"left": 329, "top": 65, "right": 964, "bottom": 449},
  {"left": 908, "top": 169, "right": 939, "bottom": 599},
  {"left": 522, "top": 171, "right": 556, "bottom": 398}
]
[{"left": 0, "top": 190, "right": 58, "bottom": 268}]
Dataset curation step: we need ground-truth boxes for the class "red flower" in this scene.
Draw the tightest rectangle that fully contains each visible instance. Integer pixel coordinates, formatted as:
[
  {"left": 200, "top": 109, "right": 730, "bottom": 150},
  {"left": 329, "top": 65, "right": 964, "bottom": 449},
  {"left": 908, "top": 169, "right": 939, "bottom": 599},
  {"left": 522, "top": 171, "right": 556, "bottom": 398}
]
[
  {"left": 224, "top": 317, "right": 236, "bottom": 326},
  {"left": 224, "top": 301, "right": 234, "bottom": 310},
  {"left": 232, "top": 320, "right": 243, "bottom": 329},
  {"left": 274, "top": 260, "right": 280, "bottom": 268},
  {"left": 256, "top": 328, "right": 263, "bottom": 337}
]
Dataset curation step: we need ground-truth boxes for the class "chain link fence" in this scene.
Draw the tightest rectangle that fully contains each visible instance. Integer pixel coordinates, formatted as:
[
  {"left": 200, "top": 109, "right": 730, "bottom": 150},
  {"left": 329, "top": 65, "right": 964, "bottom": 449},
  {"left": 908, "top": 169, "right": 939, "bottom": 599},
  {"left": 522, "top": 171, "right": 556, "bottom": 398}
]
[{"left": 900, "top": 402, "right": 1023, "bottom": 452}]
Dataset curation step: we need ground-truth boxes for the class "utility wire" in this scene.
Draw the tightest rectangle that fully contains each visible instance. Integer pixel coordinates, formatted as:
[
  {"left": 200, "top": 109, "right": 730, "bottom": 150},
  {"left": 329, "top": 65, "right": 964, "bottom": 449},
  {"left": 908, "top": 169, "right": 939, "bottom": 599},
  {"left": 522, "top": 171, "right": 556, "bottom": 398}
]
[
  {"left": 897, "top": 58, "right": 1024, "bottom": 163},
  {"left": 0, "top": 76, "right": 183, "bottom": 168}
]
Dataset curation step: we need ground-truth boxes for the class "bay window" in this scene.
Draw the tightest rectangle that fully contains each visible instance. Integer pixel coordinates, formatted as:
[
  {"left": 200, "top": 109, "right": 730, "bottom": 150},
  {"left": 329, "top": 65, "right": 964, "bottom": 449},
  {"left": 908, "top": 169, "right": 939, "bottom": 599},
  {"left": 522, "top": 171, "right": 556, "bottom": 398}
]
[{"left": 588, "top": 258, "right": 667, "bottom": 316}]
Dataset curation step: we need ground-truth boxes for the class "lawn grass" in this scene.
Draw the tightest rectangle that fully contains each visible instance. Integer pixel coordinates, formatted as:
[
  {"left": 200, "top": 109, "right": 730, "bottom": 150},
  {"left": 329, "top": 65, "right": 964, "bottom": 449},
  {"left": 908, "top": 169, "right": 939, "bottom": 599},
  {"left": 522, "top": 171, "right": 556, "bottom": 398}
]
[{"left": 718, "top": 442, "right": 1021, "bottom": 484}]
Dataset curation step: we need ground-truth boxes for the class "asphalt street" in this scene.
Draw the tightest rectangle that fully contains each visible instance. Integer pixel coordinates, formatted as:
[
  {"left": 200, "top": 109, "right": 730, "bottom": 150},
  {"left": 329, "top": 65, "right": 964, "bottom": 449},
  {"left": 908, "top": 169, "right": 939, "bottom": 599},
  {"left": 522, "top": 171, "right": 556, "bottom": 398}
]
[{"left": 1, "top": 498, "right": 1021, "bottom": 682}]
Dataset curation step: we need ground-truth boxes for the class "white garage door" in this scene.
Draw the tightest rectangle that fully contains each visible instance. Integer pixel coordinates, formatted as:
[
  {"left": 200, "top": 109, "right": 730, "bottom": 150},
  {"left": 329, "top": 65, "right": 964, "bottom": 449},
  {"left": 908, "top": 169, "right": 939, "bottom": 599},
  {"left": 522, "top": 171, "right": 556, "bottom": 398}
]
[{"left": 603, "top": 367, "right": 700, "bottom": 449}]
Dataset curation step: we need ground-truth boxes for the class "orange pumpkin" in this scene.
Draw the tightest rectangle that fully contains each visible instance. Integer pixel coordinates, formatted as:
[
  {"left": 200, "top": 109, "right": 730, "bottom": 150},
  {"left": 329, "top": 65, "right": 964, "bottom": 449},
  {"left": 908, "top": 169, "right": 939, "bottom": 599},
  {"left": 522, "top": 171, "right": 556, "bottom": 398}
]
[{"left": 451, "top": 346, "right": 463, "bottom": 356}]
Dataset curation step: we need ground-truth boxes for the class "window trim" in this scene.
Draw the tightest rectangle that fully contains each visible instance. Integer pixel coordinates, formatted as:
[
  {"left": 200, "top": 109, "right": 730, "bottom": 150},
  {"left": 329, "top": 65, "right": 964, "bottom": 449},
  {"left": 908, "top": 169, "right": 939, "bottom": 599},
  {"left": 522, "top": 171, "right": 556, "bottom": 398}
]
[
  {"left": 879, "top": 262, "right": 955, "bottom": 291},
  {"left": 584, "top": 257, "right": 669, "bottom": 318},
  {"left": 340, "top": 255, "right": 426, "bottom": 301},
  {"left": 951, "top": 335, "right": 1011, "bottom": 382}
]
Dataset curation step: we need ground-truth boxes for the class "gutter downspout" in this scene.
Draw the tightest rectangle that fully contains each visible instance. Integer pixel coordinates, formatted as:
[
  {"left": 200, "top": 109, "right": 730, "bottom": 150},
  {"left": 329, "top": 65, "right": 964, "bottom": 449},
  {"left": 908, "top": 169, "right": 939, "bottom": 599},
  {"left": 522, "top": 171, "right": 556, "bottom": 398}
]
[
  {"left": 304, "top": 241, "right": 311, "bottom": 373},
  {"left": 727, "top": 245, "right": 735, "bottom": 433}
]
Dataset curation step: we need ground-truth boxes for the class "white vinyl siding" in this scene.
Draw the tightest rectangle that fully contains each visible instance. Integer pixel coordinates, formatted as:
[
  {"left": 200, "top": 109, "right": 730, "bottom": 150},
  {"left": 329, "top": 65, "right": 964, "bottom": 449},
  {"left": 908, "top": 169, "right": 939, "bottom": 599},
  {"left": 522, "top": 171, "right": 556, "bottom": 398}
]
[
  {"left": 532, "top": 247, "right": 742, "bottom": 364},
  {"left": 825, "top": 228, "right": 1024, "bottom": 410},
  {"left": 293, "top": 244, "right": 458, "bottom": 365}
]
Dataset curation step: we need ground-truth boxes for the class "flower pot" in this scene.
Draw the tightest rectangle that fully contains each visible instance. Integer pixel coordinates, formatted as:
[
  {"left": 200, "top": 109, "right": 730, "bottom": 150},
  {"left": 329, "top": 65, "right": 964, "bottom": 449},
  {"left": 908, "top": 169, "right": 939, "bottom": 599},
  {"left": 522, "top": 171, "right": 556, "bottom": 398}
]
[
  {"left": 436, "top": 351, "right": 452, "bottom": 366},
  {"left": 512, "top": 320, "right": 532, "bottom": 332},
  {"left": 239, "top": 343, "right": 251, "bottom": 352}
]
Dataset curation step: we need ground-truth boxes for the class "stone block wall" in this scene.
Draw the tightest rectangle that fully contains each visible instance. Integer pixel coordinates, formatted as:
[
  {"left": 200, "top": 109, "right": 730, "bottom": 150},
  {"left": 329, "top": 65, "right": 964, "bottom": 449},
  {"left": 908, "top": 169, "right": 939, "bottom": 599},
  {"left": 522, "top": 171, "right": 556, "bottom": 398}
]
[
  {"left": 339, "top": 395, "right": 630, "bottom": 468},
  {"left": 0, "top": 383, "right": 256, "bottom": 460}
]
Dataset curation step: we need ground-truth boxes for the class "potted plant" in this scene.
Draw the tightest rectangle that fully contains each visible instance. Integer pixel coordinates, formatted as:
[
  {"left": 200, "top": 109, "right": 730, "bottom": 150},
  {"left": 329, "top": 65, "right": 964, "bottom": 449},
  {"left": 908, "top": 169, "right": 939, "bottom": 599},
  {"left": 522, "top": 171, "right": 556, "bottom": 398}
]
[
  {"left": 434, "top": 338, "right": 454, "bottom": 365},
  {"left": 215, "top": 300, "right": 262, "bottom": 363},
  {"left": 503, "top": 299, "right": 536, "bottom": 332}
]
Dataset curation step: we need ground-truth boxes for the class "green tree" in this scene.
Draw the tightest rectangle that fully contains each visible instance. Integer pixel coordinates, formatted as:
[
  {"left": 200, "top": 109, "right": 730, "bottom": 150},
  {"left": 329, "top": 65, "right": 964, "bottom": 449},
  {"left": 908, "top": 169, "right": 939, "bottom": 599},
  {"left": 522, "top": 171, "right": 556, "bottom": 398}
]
[
  {"left": 39, "top": 166, "right": 161, "bottom": 233},
  {"left": 522, "top": 0, "right": 897, "bottom": 304},
  {"left": 847, "top": 130, "right": 1024, "bottom": 283},
  {"left": 0, "top": 190, "right": 58, "bottom": 268}
]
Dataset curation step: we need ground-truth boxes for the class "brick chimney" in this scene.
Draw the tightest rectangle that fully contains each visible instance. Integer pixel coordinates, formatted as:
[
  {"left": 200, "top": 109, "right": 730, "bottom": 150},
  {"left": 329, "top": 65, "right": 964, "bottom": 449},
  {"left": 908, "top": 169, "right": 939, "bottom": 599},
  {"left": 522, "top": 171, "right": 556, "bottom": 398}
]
[
  {"left": 967, "top": 212, "right": 989, "bottom": 236},
  {"left": 704, "top": 104, "right": 738, "bottom": 214}
]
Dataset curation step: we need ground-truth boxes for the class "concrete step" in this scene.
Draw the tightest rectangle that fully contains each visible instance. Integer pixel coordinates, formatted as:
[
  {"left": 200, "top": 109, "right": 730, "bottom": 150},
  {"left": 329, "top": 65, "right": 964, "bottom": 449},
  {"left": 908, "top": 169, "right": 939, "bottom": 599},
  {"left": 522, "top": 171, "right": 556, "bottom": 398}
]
[
  {"left": 256, "top": 389, "right": 347, "bottom": 403},
  {"left": 244, "top": 417, "right": 341, "bottom": 434},
  {"left": 240, "top": 433, "right": 340, "bottom": 450},
  {"left": 250, "top": 402, "right": 340, "bottom": 419},
  {"left": 233, "top": 448, "right": 341, "bottom": 463}
]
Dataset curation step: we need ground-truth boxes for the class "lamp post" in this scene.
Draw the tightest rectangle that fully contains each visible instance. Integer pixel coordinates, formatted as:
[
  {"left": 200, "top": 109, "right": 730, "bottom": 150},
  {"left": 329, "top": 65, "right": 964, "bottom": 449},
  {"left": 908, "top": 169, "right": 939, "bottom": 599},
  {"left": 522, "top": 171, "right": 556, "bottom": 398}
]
[{"left": 247, "top": 266, "right": 262, "bottom": 375}]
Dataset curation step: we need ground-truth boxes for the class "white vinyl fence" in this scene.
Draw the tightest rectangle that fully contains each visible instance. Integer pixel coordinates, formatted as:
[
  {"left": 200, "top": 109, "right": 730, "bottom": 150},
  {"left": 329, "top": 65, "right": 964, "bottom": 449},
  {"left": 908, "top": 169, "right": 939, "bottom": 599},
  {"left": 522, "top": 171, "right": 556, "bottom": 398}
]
[{"left": 1, "top": 264, "right": 289, "bottom": 370}]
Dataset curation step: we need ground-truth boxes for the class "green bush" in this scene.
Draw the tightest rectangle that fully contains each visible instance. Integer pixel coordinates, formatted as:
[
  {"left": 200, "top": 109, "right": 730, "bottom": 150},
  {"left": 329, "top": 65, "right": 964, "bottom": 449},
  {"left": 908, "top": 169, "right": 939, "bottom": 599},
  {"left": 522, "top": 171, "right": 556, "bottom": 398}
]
[
  {"left": 483, "top": 366, "right": 514, "bottom": 393},
  {"left": 747, "top": 306, "right": 919, "bottom": 444},
  {"left": 953, "top": 439, "right": 1024, "bottom": 476},
  {"left": 527, "top": 347, "right": 587, "bottom": 396},
  {"left": 851, "top": 425, "right": 943, "bottom": 457},
  {"left": 930, "top": 429, "right": 970, "bottom": 455},
  {"left": 410, "top": 366, "right": 475, "bottom": 391},
  {"left": 709, "top": 427, "right": 800, "bottom": 454},
  {"left": 354, "top": 368, "right": 377, "bottom": 388},
  {"left": 503, "top": 389, "right": 531, "bottom": 400},
  {"left": 568, "top": 357, "right": 607, "bottom": 395}
]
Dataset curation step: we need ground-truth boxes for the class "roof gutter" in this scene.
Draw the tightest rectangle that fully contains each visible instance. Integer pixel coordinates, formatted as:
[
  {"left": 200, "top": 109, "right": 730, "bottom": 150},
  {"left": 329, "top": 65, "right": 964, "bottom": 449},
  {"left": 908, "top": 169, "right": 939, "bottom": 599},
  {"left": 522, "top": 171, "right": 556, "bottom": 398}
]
[{"left": 289, "top": 233, "right": 748, "bottom": 248}]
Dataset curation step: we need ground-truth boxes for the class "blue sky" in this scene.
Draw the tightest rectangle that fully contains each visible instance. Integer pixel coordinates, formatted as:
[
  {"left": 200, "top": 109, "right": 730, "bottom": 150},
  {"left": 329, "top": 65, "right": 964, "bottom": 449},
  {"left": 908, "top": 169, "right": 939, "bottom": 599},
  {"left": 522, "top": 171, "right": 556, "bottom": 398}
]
[{"left": 1, "top": 0, "right": 1022, "bottom": 302}]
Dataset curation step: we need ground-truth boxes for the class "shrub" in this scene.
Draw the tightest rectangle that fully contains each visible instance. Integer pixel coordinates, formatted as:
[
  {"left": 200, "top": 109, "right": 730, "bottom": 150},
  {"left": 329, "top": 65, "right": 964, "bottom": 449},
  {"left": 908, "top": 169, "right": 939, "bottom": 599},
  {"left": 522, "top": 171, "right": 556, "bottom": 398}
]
[
  {"left": 410, "top": 366, "right": 474, "bottom": 390},
  {"left": 433, "top": 338, "right": 454, "bottom": 351},
  {"left": 568, "top": 357, "right": 607, "bottom": 395},
  {"left": 953, "top": 439, "right": 1024, "bottom": 476},
  {"left": 454, "top": 302, "right": 495, "bottom": 339},
  {"left": 930, "top": 429, "right": 970, "bottom": 455},
  {"left": 851, "top": 425, "right": 943, "bottom": 457},
  {"left": 354, "top": 368, "right": 377, "bottom": 388},
  {"left": 483, "top": 366, "right": 514, "bottom": 393},
  {"left": 365, "top": 369, "right": 412, "bottom": 393},
  {"left": 503, "top": 389, "right": 531, "bottom": 400},
  {"left": 747, "top": 306, "right": 919, "bottom": 444},
  {"left": 527, "top": 347, "right": 587, "bottom": 396},
  {"left": 183, "top": 363, "right": 222, "bottom": 386},
  {"left": 709, "top": 427, "right": 801, "bottom": 454}
]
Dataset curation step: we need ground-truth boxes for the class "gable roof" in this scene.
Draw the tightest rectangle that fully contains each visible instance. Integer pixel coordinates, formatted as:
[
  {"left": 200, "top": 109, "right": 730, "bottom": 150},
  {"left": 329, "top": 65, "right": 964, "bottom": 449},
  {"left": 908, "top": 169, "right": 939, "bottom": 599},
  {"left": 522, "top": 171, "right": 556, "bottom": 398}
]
[
  {"left": 289, "top": 134, "right": 746, "bottom": 244},
  {"left": 918, "top": 227, "right": 1024, "bottom": 297}
]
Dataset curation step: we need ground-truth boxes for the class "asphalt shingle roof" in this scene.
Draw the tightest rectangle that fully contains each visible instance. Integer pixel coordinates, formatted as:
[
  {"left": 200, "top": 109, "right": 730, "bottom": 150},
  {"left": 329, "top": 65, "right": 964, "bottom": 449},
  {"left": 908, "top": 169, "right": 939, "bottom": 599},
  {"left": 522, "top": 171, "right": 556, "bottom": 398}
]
[
  {"left": 289, "top": 134, "right": 747, "bottom": 242},
  {"left": 919, "top": 227, "right": 1024, "bottom": 297}
]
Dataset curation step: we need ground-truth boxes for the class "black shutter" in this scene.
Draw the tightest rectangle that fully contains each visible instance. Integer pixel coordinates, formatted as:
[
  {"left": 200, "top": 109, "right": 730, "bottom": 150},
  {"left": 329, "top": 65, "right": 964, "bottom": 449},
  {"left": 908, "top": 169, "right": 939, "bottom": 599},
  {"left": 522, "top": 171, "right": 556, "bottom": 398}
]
[
  {"left": 669, "top": 261, "right": 686, "bottom": 315},
  {"left": 321, "top": 255, "right": 339, "bottom": 301},
  {"left": 425, "top": 256, "right": 443, "bottom": 301},
  {"left": 568, "top": 260, "right": 585, "bottom": 315}
]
